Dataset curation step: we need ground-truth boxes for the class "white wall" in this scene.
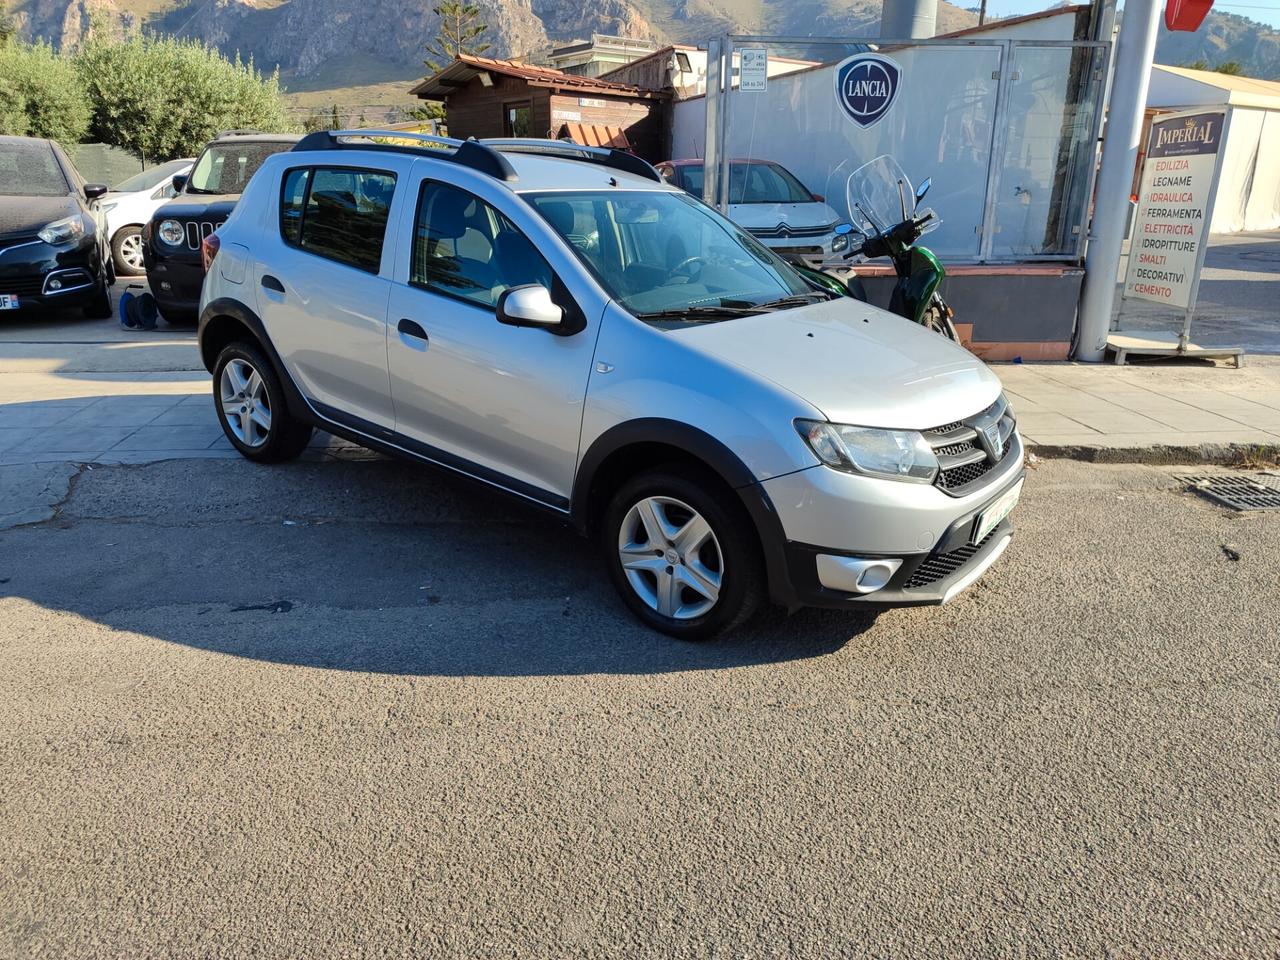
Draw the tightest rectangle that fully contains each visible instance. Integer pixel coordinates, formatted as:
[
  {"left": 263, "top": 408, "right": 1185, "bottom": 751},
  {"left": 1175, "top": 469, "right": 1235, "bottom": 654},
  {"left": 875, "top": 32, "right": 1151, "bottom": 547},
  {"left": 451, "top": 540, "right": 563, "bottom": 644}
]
[{"left": 1211, "top": 106, "right": 1280, "bottom": 232}]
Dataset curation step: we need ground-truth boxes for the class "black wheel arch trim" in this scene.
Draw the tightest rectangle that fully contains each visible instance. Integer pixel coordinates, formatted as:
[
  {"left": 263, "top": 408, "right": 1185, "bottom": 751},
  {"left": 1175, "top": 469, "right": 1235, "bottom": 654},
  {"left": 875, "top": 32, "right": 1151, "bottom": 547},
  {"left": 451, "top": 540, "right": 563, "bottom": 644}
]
[{"left": 571, "top": 418, "right": 798, "bottom": 607}]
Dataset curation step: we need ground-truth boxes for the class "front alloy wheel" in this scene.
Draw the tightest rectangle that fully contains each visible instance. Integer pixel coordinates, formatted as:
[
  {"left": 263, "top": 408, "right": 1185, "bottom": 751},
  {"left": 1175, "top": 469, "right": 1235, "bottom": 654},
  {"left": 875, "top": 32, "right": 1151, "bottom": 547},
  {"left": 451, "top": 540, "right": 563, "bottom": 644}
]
[
  {"left": 603, "top": 467, "right": 763, "bottom": 640},
  {"left": 618, "top": 496, "right": 723, "bottom": 620}
]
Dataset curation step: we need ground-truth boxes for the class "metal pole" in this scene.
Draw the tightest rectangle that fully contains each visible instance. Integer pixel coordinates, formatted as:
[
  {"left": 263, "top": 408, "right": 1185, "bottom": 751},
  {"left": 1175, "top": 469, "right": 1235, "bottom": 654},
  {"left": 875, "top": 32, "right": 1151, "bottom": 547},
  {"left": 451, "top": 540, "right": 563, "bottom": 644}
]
[
  {"left": 880, "top": 0, "right": 938, "bottom": 39},
  {"left": 1074, "top": 0, "right": 1161, "bottom": 361},
  {"left": 978, "top": 0, "right": 987, "bottom": 26}
]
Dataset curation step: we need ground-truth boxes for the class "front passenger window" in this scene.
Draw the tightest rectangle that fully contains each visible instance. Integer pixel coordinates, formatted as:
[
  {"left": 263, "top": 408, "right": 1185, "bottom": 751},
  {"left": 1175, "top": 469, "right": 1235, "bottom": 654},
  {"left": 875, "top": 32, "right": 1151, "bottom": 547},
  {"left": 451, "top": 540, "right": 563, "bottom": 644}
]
[{"left": 410, "top": 181, "right": 552, "bottom": 309}]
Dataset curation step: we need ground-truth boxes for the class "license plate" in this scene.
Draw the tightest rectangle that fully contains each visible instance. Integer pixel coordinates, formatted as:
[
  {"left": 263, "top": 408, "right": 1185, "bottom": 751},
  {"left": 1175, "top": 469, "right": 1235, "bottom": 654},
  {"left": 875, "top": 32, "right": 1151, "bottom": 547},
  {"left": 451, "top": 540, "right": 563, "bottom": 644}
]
[
  {"left": 973, "top": 479, "right": 1022, "bottom": 544},
  {"left": 0, "top": 294, "right": 18, "bottom": 310}
]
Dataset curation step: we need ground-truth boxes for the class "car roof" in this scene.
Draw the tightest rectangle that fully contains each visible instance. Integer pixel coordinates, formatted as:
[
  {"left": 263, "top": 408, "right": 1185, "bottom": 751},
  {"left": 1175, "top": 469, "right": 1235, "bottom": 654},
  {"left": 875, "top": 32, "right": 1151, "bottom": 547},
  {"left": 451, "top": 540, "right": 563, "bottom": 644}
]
[{"left": 207, "top": 133, "right": 302, "bottom": 145}]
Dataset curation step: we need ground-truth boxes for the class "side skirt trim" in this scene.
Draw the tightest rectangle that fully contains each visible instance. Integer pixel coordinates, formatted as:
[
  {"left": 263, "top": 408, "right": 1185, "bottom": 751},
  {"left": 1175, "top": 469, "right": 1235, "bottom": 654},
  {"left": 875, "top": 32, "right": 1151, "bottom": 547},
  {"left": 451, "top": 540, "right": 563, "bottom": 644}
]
[{"left": 307, "top": 398, "right": 571, "bottom": 514}]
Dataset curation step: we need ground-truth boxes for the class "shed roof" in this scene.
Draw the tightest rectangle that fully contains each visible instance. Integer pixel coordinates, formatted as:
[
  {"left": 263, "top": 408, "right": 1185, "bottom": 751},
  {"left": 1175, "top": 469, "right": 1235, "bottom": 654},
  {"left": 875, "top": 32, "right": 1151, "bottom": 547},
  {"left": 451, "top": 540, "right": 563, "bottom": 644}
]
[
  {"left": 1150, "top": 64, "right": 1280, "bottom": 110},
  {"left": 410, "top": 54, "right": 668, "bottom": 101}
]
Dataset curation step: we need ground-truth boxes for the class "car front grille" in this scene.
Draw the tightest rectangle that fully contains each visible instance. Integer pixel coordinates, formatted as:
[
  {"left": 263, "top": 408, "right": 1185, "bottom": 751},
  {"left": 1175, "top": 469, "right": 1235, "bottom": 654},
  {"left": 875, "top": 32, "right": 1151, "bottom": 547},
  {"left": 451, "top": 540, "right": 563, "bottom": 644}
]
[
  {"left": 748, "top": 223, "right": 835, "bottom": 239},
  {"left": 0, "top": 235, "right": 40, "bottom": 255},
  {"left": 183, "top": 220, "right": 224, "bottom": 251},
  {"left": 0, "top": 276, "right": 46, "bottom": 297},
  {"left": 904, "top": 528, "right": 999, "bottom": 589},
  {"left": 922, "top": 396, "right": 1017, "bottom": 497}
]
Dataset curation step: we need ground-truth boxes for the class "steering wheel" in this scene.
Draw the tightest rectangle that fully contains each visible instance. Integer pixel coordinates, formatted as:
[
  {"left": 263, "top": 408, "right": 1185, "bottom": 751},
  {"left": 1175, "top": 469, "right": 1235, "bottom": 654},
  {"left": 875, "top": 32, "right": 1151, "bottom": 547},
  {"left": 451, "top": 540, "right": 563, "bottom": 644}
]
[{"left": 669, "top": 256, "right": 704, "bottom": 281}]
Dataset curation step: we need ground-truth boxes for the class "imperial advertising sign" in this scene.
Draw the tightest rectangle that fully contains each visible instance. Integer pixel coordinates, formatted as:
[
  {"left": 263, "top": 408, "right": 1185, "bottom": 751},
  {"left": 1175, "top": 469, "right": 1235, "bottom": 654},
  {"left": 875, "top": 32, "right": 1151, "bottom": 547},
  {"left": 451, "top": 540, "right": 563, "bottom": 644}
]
[{"left": 1123, "top": 109, "right": 1226, "bottom": 310}]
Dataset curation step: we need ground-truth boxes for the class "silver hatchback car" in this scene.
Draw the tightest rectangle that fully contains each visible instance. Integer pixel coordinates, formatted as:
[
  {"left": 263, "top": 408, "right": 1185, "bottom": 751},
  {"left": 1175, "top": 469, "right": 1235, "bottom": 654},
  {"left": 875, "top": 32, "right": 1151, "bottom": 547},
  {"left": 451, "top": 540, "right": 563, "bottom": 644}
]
[{"left": 198, "top": 131, "right": 1024, "bottom": 639}]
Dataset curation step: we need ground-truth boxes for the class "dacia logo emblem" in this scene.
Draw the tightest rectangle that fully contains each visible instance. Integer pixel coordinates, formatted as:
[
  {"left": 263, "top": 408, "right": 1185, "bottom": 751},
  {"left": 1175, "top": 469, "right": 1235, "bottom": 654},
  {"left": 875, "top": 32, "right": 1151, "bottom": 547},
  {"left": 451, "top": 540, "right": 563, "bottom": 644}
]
[
  {"left": 835, "top": 54, "right": 901, "bottom": 128},
  {"left": 982, "top": 423, "right": 1002, "bottom": 458}
]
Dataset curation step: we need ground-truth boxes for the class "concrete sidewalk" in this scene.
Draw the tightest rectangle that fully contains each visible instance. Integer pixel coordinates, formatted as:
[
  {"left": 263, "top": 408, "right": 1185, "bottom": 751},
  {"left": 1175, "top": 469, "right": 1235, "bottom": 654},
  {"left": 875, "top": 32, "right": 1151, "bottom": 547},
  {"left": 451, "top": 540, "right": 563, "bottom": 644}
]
[{"left": 998, "top": 357, "right": 1280, "bottom": 459}]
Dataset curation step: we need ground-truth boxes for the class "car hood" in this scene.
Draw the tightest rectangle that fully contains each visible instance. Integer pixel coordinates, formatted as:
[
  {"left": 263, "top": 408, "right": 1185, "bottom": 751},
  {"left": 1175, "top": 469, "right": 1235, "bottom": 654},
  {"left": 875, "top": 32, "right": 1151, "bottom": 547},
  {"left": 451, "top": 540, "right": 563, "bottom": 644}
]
[
  {"left": 727, "top": 201, "right": 840, "bottom": 231},
  {"left": 670, "top": 299, "right": 1002, "bottom": 430},
  {"left": 0, "top": 194, "right": 79, "bottom": 240},
  {"left": 152, "top": 195, "right": 239, "bottom": 221}
]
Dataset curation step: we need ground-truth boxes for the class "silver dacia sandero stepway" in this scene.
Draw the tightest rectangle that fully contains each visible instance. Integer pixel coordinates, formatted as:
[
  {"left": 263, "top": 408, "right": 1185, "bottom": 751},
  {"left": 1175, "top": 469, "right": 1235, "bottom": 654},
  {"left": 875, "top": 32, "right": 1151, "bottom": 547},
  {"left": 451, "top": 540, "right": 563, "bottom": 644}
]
[{"left": 197, "top": 131, "right": 1024, "bottom": 640}]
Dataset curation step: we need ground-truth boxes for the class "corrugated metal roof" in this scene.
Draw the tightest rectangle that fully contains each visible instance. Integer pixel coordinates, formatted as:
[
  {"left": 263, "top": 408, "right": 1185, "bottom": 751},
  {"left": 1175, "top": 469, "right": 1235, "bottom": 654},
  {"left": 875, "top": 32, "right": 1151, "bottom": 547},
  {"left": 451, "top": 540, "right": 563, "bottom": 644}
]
[
  {"left": 410, "top": 54, "right": 667, "bottom": 100},
  {"left": 1153, "top": 64, "right": 1280, "bottom": 109}
]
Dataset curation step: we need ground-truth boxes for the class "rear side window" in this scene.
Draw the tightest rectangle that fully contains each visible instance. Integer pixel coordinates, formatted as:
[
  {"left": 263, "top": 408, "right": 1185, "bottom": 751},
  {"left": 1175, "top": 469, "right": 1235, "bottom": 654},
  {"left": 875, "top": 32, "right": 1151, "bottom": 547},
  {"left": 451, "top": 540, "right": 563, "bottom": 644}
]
[
  {"left": 280, "top": 168, "right": 309, "bottom": 245},
  {"left": 278, "top": 166, "right": 396, "bottom": 273}
]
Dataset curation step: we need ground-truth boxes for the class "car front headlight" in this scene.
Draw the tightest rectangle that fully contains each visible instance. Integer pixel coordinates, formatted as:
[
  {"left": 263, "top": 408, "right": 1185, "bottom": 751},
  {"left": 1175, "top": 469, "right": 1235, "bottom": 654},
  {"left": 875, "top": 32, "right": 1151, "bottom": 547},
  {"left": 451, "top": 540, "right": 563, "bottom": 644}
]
[
  {"left": 831, "top": 231, "right": 849, "bottom": 253},
  {"left": 37, "top": 216, "right": 86, "bottom": 245},
  {"left": 796, "top": 419, "right": 938, "bottom": 483},
  {"left": 157, "top": 219, "right": 185, "bottom": 245}
]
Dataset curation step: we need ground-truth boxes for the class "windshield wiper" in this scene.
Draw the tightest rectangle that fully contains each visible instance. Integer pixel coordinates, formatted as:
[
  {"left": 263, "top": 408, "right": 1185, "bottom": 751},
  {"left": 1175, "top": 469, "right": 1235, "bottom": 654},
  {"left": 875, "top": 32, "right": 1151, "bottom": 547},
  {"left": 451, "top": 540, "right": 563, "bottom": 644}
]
[
  {"left": 634, "top": 304, "right": 765, "bottom": 323},
  {"left": 753, "top": 292, "right": 834, "bottom": 310}
]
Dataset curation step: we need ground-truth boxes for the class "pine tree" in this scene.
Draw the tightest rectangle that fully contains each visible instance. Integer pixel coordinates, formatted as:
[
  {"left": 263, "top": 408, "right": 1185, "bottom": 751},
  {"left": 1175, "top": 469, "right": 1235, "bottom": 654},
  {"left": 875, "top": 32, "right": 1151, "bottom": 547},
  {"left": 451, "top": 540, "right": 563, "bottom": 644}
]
[{"left": 423, "top": 2, "right": 491, "bottom": 74}]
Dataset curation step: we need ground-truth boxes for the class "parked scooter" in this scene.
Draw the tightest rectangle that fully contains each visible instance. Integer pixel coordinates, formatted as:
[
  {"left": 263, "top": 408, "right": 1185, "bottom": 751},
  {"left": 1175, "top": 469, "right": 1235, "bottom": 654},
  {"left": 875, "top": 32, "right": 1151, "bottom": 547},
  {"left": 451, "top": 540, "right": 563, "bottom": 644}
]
[
  {"left": 788, "top": 156, "right": 958, "bottom": 342},
  {"left": 840, "top": 155, "right": 959, "bottom": 341}
]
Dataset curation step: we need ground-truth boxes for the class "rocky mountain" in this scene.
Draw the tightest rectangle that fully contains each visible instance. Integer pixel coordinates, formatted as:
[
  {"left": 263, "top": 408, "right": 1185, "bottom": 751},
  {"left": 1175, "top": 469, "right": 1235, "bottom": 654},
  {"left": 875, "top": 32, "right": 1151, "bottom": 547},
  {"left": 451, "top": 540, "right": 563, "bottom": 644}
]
[{"left": 9, "top": 0, "right": 1280, "bottom": 87}]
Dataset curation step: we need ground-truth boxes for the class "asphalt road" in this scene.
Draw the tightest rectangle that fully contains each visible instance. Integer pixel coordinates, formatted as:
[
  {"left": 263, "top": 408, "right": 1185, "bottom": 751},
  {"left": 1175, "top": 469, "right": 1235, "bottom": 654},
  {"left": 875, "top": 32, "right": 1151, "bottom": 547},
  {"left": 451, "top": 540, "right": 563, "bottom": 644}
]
[{"left": 1, "top": 451, "right": 1277, "bottom": 957}]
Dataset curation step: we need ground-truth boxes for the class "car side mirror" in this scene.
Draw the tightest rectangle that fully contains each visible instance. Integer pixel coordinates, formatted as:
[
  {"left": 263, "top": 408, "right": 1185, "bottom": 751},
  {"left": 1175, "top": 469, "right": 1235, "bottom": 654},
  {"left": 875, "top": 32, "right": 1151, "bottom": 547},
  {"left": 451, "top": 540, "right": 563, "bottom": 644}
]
[
  {"left": 497, "top": 284, "right": 563, "bottom": 331},
  {"left": 915, "top": 178, "right": 931, "bottom": 203},
  {"left": 84, "top": 183, "right": 108, "bottom": 200},
  {"left": 172, "top": 174, "right": 188, "bottom": 193}
]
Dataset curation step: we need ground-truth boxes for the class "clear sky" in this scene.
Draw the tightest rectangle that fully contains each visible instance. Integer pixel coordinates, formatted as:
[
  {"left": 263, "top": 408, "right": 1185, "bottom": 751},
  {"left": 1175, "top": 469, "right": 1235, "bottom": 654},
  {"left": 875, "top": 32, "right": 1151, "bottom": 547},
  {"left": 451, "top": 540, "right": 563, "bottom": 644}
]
[{"left": 979, "top": 0, "right": 1280, "bottom": 29}]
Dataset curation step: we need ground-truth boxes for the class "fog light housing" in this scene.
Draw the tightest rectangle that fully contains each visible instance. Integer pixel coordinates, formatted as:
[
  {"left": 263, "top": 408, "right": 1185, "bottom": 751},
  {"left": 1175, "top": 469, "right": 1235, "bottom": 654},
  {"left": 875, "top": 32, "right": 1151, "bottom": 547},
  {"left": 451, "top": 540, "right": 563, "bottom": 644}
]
[
  {"left": 48, "top": 278, "right": 62, "bottom": 290},
  {"left": 815, "top": 555, "right": 904, "bottom": 595}
]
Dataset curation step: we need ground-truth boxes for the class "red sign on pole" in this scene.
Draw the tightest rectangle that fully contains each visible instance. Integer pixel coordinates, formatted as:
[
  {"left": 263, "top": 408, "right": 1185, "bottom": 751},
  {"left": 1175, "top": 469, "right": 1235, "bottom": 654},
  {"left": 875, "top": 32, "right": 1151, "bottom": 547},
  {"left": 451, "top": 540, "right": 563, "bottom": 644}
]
[{"left": 1165, "top": 0, "right": 1214, "bottom": 32}]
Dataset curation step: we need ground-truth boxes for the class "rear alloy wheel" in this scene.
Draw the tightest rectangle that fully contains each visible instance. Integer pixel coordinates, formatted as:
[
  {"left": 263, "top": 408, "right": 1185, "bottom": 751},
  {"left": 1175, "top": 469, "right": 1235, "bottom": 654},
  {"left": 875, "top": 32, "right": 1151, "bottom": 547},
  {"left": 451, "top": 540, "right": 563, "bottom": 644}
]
[
  {"left": 213, "top": 342, "right": 312, "bottom": 463},
  {"left": 603, "top": 467, "right": 763, "bottom": 640},
  {"left": 112, "top": 226, "right": 146, "bottom": 276}
]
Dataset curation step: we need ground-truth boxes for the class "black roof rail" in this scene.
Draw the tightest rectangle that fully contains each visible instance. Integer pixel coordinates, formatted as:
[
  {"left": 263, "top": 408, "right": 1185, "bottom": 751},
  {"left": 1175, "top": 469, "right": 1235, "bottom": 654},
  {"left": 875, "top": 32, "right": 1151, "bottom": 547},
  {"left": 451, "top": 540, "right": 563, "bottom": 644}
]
[
  {"left": 480, "top": 138, "right": 662, "bottom": 182},
  {"left": 289, "top": 131, "right": 664, "bottom": 184},
  {"left": 291, "top": 129, "right": 518, "bottom": 182}
]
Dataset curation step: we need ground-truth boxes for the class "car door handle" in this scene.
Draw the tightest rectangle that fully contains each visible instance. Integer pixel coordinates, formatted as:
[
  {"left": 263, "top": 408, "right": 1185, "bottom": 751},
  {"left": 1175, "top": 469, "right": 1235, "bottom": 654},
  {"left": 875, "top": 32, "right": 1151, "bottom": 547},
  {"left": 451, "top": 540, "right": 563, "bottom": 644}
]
[
  {"left": 397, "top": 318, "right": 429, "bottom": 351},
  {"left": 261, "top": 274, "right": 285, "bottom": 293}
]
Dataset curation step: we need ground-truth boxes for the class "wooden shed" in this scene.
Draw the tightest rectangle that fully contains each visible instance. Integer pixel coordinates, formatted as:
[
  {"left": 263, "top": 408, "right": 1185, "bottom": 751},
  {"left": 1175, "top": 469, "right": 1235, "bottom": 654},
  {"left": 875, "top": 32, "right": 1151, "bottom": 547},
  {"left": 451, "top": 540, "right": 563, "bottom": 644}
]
[{"left": 409, "top": 54, "right": 670, "bottom": 163}]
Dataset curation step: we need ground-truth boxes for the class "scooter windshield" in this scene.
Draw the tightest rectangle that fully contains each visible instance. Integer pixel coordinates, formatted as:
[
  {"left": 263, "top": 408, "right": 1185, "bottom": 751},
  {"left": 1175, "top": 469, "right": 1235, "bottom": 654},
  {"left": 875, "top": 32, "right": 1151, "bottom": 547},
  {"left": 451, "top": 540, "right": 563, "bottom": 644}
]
[{"left": 846, "top": 155, "right": 916, "bottom": 235}]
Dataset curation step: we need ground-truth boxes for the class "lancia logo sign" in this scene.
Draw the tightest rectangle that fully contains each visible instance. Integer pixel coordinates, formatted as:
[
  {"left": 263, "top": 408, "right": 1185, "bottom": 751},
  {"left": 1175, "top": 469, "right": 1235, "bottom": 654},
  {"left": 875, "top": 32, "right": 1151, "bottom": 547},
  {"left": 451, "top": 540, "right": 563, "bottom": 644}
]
[{"left": 835, "top": 54, "right": 901, "bottom": 128}]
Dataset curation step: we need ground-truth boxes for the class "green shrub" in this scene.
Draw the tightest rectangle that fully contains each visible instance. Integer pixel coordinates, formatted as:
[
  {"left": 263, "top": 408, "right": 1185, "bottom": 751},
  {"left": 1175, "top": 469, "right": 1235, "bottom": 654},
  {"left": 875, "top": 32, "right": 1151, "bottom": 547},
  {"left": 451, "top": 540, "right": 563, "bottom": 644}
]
[
  {"left": 77, "top": 33, "right": 295, "bottom": 163},
  {"left": 0, "top": 41, "right": 91, "bottom": 142}
]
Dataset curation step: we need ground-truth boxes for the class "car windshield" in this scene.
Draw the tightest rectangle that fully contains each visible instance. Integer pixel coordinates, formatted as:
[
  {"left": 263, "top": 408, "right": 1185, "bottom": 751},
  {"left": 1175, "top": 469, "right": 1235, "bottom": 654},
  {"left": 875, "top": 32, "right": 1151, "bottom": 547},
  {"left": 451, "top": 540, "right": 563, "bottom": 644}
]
[
  {"left": 526, "top": 189, "right": 814, "bottom": 322},
  {"left": 0, "top": 140, "right": 70, "bottom": 197},
  {"left": 112, "top": 159, "right": 191, "bottom": 194},
  {"left": 676, "top": 163, "right": 813, "bottom": 205},
  {"left": 186, "top": 142, "right": 288, "bottom": 195}
]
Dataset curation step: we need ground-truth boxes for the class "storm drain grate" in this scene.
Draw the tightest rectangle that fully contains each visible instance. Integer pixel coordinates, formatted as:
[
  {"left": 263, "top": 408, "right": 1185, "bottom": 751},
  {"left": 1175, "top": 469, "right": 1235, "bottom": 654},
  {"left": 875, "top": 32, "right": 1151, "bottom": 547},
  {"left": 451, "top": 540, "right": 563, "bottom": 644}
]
[{"left": 1179, "top": 474, "right": 1280, "bottom": 511}]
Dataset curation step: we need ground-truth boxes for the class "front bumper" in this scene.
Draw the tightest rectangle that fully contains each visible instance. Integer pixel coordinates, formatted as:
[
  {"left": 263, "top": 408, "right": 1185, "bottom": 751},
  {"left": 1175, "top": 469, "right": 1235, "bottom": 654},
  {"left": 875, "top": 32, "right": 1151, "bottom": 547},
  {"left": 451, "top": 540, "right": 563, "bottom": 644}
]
[
  {"left": 0, "top": 234, "right": 104, "bottom": 312},
  {"left": 143, "top": 243, "right": 203, "bottom": 321},
  {"left": 753, "top": 434, "right": 1025, "bottom": 609}
]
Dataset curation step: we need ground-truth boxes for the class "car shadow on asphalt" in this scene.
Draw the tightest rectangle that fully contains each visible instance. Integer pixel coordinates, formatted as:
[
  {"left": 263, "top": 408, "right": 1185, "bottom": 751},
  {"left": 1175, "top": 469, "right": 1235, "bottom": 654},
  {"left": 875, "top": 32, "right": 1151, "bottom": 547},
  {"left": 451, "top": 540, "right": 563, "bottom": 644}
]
[{"left": 0, "top": 413, "right": 875, "bottom": 676}]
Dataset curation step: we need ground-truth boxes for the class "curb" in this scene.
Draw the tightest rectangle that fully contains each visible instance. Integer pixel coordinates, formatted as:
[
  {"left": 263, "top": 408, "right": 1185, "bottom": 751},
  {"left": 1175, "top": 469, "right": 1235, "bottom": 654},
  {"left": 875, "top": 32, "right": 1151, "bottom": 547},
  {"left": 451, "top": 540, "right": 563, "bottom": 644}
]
[{"left": 1025, "top": 441, "right": 1280, "bottom": 467}]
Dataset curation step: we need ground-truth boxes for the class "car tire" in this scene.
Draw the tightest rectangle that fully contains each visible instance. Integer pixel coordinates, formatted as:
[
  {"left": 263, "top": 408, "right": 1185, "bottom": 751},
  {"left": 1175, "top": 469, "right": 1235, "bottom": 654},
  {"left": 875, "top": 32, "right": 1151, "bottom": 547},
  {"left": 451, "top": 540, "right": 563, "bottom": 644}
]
[
  {"left": 111, "top": 226, "right": 146, "bottom": 276},
  {"left": 82, "top": 278, "right": 113, "bottom": 319},
  {"left": 212, "top": 341, "right": 313, "bottom": 463},
  {"left": 602, "top": 466, "right": 764, "bottom": 640}
]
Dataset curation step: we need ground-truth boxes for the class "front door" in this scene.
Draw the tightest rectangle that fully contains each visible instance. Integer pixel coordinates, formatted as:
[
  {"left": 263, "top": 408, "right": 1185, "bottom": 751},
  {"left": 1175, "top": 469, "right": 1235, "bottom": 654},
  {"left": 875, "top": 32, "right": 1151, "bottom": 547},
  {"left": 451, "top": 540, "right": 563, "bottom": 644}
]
[
  {"left": 254, "top": 163, "right": 403, "bottom": 430},
  {"left": 384, "top": 177, "right": 597, "bottom": 506}
]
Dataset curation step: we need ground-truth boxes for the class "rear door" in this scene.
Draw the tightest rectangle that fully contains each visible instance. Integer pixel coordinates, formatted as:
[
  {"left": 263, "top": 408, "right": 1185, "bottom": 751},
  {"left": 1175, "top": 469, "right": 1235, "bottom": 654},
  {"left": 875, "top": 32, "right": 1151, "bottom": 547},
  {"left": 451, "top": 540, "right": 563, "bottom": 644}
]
[{"left": 253, "top": 157, "right": 413, "bottom": 431}]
